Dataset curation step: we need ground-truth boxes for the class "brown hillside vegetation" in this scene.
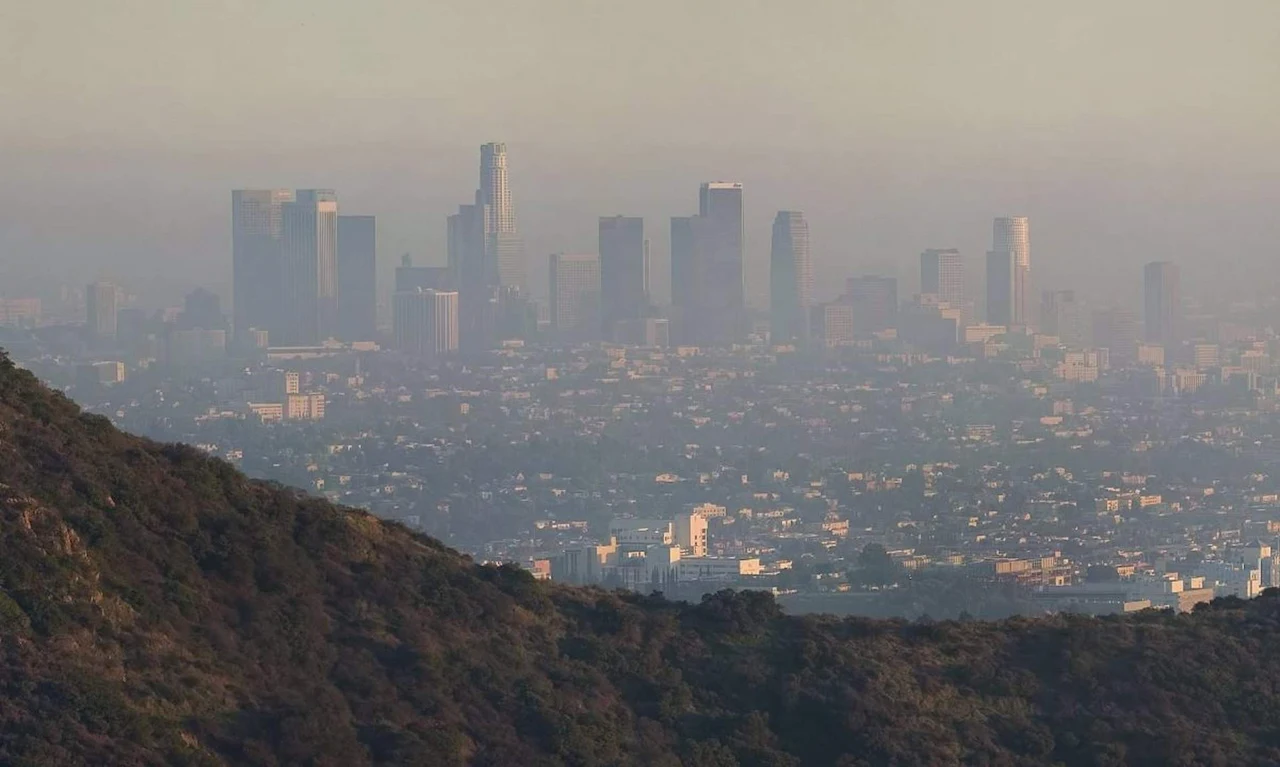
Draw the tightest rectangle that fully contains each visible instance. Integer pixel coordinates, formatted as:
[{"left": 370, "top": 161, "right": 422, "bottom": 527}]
[{"left": 1, "top": 349, "right": 1279, "bottom": 766}]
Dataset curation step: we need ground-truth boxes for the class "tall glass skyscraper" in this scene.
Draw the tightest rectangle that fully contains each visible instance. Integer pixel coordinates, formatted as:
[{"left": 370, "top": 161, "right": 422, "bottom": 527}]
[
  {"left": 699, "top": 182, "right": 744, "bottom": 323},
  {"left": 1143, "top": 260, "right": 1181, "bottom": 346},
  {"left": 336, "top": 215, "right": 376, "bottom": 341},
  {"left": 279, "top": 189, "right": 338, "bottom": 345},
  {"left": 231, "top": 189, "right": 293, "bottom": 341},
  {"left": 987, "top": 216, "right": 1029, "bottom": 327},
  {"left": 670, "top": 215, "right": 701, "bottom": 317},
  {"left": 447, "top": 143, "right": 525, "bottom": 350},
  {"left": 479, "top": 143, "right": 524, "bottom": 291},
  {"left": 448, "top": 198, "right": 488, "bottom": 350},
  {"left": 669, "top": 182, "right": 743, "bottom": 345},
  {"left": 769, "top": 211, "right": 812, "bottom": 345},
  {"left": 599, "top": 216, "right": 648, "bottom": 340}
]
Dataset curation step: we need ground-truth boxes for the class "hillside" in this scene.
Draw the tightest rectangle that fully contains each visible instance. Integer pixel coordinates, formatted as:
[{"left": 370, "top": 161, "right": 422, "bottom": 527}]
[{"left": 2, "top": 350, "right": 1280, "bottom": 766}]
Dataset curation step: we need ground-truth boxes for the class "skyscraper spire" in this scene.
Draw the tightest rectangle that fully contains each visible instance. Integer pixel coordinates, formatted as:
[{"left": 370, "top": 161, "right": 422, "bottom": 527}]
[{"left": 479, "top": 142, "right": 524, "bottom": 291}]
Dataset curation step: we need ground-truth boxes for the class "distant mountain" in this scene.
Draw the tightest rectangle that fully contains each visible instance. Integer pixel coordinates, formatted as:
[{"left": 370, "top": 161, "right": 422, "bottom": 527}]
[{"left": 1, "top": 349, "right": 1279, "bottom": 766}]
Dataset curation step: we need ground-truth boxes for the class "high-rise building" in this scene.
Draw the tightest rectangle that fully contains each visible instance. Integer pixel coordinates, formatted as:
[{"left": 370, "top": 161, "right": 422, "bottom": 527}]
[
  {"left": 899, "top": 295, "right": 963, "bottom": 354},
  {"left": 811, "top": 302, "right": 856, "bottom": 347},
  {"left": 448, "top": 200, "right": 490, "bottom": 350},
  {"left": 698, "top": 182, "right": 745, "bottom": 344},
  {"left": 1144, "top": 261, "right": 1181, "bottom": 347},
  {"left": 393, "top": 289, "right": 459, "bottom": 359},
  {"left": 1040, "top": 289, "right": 1085, "bottom": 348},
  {"left": 231, "top": 189, "right": 293, "bottom": 340},
  {"left": 86, "top": 281, "right": 119, "bottom": 339},
  {"left": 985, "top": 250, "right": 1014, "bottom": 326},
  {"left": 670, "top": 215, "right": 701, "bottom": 326},
  {"left": 841, "top": 275, "right": 898, "bottom": 330},
  {"left": 1093, "top": 306, "right": 1141, "bottom": 363},
  {"left": 670, "top": 184, "right": 744, "bottom": 345},
  {"left": 920, "top": 248, "right": 964, "bottom": 307},
  {"left": 675, "top": 509, "right": 709, "bottom": 557},
  {"left": 448, "top": 143, "right": 524, "bottom": 350},
  {"left": 770, "top": 211, "right": 812, "bottom": 345},
  {"left": 495, "top": 285, "right": 538, "bottom": 341},
  {"left": 479, "top": 143, "right": 524, "bottom": 291},
  {"left": 549, "top": 253, "right": 601, "bottom": 343},
  {"left": 0, "top": 298, "right": 40, "bottom": 327},
  {"left": 279, "top": 189, "right": 338, "bottom": 345},
  {"left": 1193, "top": 343, "right": 1220, "bottom": 370},
  {"left": 336, "top": 215, "right": 376, "bottom": 341},
  {"left": 988, "top": 217, "right": 1030, "bottom": 327},
  {"left": 598, "top": 216, "right": 649, "bottom": 340}
]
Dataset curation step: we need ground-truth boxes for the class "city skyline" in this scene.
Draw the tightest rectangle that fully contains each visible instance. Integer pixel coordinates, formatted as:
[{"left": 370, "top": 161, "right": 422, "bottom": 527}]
[
  {"left": 200, "top": 159, "right": 1235, "bottom": 357},
  {"left": 139, "top": 150, "right": 1255, "bottom": 342},
  {"left": 3, "top": 3, "right": 1278, "bottom": 311}
]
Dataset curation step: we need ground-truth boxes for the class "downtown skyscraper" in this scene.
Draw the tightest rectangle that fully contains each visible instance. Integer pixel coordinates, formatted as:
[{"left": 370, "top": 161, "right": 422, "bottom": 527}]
[
  {"left": 479, "top": 142, "right": 524, "bottom": 291},
  {"left": 986, "top": 216, "right": 1030, "bottom": 327},
  {"left": 279, "top": 189, "right": 338, "bottom": 346},
  {"left": 336, "top": 215, "right": 377, "bottom": 341},
  {"left": 920, "top": 248, "right": 964, "bottom": 307},
  {"left": 549, "top": 253, "right": 602, "bottom": 343},
  {"left": 231, "top": 189, "right": 293, "bottom": 340},
  {"left": 671, "top": 182, "right": 744, "bottom": 345},
  {"left": 769, "top": 211, "right": 812, "bottom": 345},
  {"left": 1143, "top": 260, "right": 1181, "bottom": 347},
  {"left": 1041, "top": 289, "right": 1086, "bottom": 348},
  {"left": 448, "top": 195, "right": 490, "bottom": 350},
  {"left": 393, "top": 288, "right": 459, "bottom": 360},
  {"left": 598, "top": 216, "right": 649, "bottom": 341},
  {"left": 448, "top": 143, "right": 527, "bottom": 350},
  {"left": 86, "top": 281, "right": 119, "bottom": 340}
]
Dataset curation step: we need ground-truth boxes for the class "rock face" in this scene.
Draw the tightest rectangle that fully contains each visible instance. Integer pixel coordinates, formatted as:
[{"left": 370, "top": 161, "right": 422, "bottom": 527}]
[{"left": 1, "top": 349, "right": 1280, "bottom": 766}]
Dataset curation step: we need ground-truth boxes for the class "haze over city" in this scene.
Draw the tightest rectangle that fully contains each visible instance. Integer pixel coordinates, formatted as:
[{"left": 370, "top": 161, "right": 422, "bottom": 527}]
[
  {"left": 11, "top": 2, "right": 1280, "bottom": 763},
  {"left": 2, "top": 0, "right": 1278, "bottom": 307}
]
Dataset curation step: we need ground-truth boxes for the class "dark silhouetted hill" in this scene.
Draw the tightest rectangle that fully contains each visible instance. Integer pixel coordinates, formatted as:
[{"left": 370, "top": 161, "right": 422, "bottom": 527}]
[{"left": 2, "top": 349, "right": 1280, "bottom": 766}]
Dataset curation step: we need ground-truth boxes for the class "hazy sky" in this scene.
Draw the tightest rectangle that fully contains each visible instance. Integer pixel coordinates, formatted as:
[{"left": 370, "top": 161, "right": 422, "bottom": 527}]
[{"left": 2, "top": 0, "right": 1278, "bottom": 309}]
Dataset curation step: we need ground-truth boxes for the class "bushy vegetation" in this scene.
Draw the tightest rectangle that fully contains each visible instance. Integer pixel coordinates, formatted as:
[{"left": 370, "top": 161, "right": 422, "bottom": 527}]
[{"left": 3, "top": 349, "right": 1280, "bottom": 765}]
